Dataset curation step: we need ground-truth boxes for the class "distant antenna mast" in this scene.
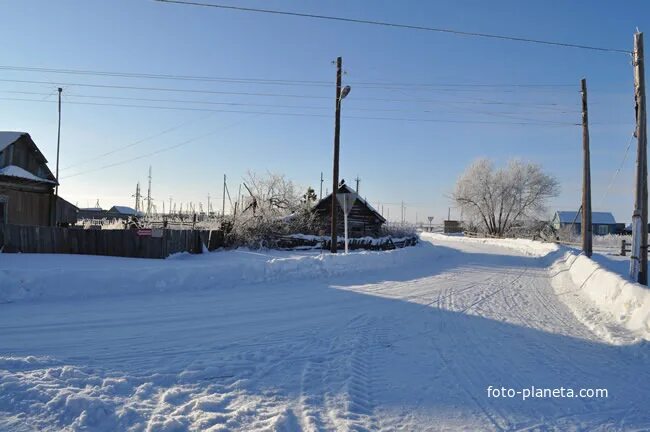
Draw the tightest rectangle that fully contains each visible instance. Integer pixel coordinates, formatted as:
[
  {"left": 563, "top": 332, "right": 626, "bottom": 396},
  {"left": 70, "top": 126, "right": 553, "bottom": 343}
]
[
  {"left": 133, "top": 182, "right": 141, "bottom": 214},
  {"left": 146, "top": 166, "right": 153, "bottom": 217}
]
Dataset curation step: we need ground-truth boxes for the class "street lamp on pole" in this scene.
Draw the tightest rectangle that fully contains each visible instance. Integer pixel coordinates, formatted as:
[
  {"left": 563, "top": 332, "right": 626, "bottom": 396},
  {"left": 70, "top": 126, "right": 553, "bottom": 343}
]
[{"left": 330, "top": 56, "right": 351, "bottom": 253}]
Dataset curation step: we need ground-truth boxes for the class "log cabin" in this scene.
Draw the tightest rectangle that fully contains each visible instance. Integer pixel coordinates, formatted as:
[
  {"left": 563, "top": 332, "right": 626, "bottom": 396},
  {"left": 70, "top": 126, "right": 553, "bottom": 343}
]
[
  {"left": 0, "top": 131, "right": 77, "bottom": 226},
  {"left": 312, "top": 181, "right": 386, "bottom": 237}
]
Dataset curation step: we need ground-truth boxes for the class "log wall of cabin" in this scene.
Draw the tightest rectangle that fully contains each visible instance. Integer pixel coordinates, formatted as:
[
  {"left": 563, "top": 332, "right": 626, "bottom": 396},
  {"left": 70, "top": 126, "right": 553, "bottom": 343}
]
[
  {"left": 315, "top": 199, "right": 383, "bottom": 237},
  {"left": 0, "top": 136, "right": 55, "bottom": 180},
  {"left": 0, "top": 181, "right": 54, "bottom": 226}
]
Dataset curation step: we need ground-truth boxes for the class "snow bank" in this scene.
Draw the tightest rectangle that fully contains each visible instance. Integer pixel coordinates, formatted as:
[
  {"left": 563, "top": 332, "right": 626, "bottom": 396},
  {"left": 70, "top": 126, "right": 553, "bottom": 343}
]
[
  {"left": 0, "top": 243, "right": 437, "bottom": 304},
  {"left": 550, "top": 249, "right": 650, "bottom": 342},
  {"left": 420, "top": 233, "right": 650, "bottom": 341},
  {"left": 420, "top": 232, "right": 558, "bottom": 257}
]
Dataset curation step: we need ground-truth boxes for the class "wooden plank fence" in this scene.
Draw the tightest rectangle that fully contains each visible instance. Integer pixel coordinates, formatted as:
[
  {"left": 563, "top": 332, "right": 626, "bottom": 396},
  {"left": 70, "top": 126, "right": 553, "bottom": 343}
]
[
  {"left": 276, "top": 235, "right": 419, "bottom": 251},
  {"left": 0, "top": 224, "right": 225, "bottom": 259}
]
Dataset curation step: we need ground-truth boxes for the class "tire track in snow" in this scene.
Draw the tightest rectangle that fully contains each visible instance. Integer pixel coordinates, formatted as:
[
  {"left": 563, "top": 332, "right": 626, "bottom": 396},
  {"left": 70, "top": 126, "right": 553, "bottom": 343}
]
[
  {"left": 426, "top": 284, "right": 511, "bottom": 431},
  {"left": 299, "top": 359, "right": 329, "bottom": 431},
  {"left": 297, "top": 314, "right": 386, "bottom": 432}
]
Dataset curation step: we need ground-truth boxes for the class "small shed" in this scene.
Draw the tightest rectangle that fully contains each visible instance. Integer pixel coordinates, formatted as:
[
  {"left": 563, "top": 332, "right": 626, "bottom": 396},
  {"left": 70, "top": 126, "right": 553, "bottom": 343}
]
[
  {"left": 312, "top": 182, "right": 386, "bottom": 237},
  {"left": 56, "top": 196, "right": 79, "bottom": 226},
  {"left": 551, "top": 210, "right": 620, "bottom": 235}
]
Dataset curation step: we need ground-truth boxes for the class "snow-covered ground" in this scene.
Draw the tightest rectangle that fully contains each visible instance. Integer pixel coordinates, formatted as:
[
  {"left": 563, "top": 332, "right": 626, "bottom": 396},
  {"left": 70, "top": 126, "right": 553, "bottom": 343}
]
[{"left": 1, "top": 234, "right": 649, "bottom": 431}]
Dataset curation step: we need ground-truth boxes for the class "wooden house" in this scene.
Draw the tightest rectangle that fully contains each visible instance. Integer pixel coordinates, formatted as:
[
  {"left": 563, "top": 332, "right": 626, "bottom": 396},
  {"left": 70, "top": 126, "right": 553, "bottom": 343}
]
[
  {"left": 551, "top": 210, "right": 621, "bottom": 235},
  {"left": 312, "top": 182, "right": 386, "bottom": 237},
  {"left": 0, "top": 131, "right": 78, "bottom": 226},
  {"left": 0, "top": 132, "right": 58, "bottom": 226}
]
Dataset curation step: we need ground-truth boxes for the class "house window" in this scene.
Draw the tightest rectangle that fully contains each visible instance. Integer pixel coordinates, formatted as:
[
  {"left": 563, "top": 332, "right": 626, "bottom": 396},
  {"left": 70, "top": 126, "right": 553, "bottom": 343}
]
[
  {"left": 0, "top": 196, "right": 7, "bottom": 224},
  {"left": 597, "top": 225, "right": 608, "bottom": 235}
]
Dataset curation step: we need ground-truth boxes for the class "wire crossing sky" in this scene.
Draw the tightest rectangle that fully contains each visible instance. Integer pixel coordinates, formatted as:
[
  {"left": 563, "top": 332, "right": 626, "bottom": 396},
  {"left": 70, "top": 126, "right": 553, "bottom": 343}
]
[{"left": 154, "top": 0, "right": 632, "bottom": 54}]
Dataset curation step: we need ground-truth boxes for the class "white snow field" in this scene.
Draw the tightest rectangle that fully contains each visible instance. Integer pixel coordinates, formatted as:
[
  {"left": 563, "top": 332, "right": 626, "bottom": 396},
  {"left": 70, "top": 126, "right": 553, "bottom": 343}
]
[{"left": 1, "top": 234, "right": 649, "bottom": 431}]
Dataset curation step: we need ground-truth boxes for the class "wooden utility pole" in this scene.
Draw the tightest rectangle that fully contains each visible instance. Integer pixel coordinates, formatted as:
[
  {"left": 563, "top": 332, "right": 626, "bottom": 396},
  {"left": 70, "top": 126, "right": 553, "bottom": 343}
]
[
  {"left": 330, "top": 57, "right": 342, "bottom": 253},
  {"left": 52, "top": 87, "right": 63, "bottom": 225},
  {"left": 222, "top": 174, "right": 227, "bottom": 218},
  {"left": 55, "top": 88, "right": 62, "bottom": 195},
  {"left": 631, "top": 32, "right": 648, "bottom": 285},
  {"left": 355, "top": 176, "right": 361, "bottom": 193},
  {"left": 581, "top": 78, "right": 593, "bottom": 257},
  {"left": 319, "top": 172, "right": 323, "bottom": 199}
]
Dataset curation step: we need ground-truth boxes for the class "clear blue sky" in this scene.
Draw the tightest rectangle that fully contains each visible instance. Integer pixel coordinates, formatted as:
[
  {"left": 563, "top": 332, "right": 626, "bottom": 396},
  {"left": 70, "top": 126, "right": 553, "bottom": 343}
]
[{"left": 1, "top": 0, "right": 648, "bottom": 223}]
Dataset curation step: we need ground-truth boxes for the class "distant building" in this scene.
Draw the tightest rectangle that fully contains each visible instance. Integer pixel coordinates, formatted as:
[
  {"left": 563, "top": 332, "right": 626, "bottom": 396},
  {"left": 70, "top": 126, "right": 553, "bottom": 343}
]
[
  {"left": 77, "top": 207, "right": 106, "bottom": 220},
  {"left": 109, "top": 206, "right": 143, "bottom": 217},
  {"left": 56, "top": 197, "right": 79, "bottom": 227},
  {"left": 0, "top": 131, "right": 77, "bottom": 226},
  {"left": 312, "top": 182, "right": 386, "bottom": 237},
  {"left": 76, "top": 205, "right": 143, "bottom": 222},
  {"left": 551, "top": 210, "right": 622, "bottom": 235}
]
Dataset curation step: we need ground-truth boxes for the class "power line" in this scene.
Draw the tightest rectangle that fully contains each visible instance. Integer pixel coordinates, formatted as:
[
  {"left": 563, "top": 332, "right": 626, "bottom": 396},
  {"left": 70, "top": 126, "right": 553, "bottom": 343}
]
[
  {"left": 598, "top": 129, "right": 636, "bottom": 207},
  {"left": 0, "top": 90, "right": 579, "bottom": 116},
  {"left": 60, "top": 111, "right": 215, "bottom": 171},
  {"left": 5, "top": 90, "right": 334, "bottom": 110},
  {"left": 0, "top": 79, "right": 579, "bottom": 109},
  {"left": 0, "top": 76, "right": 576, "bottom": 101},
  {"left": 0, "top": 65, "right": 576, "bottom": 89},
  {"left": 0, "top": 65, "right": 331, "bottom": 87},
  {"left": 154, "top": 0, "right": 631, "bottom": 54},
  {"left": 61, "top": 112, "right": 266, "bottom": 179},
  {"left": 1, "top": 96, "right": 579, "bottom": 126},
  {"left": 0, "top": 78, "right": 331, "bottom": 99}
]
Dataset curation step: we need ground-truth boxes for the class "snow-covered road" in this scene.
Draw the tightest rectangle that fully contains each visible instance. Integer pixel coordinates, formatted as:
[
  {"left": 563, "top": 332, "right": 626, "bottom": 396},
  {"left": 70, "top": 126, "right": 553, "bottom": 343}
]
[{"left": 1, "top": 235, "right": 649, "bottom": 431}]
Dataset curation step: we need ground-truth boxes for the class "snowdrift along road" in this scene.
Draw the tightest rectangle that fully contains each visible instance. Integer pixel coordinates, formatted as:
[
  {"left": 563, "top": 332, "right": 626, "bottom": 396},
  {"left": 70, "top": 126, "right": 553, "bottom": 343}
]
[{"left": 0, "top": 234, "right": 649, "bottom": 431}]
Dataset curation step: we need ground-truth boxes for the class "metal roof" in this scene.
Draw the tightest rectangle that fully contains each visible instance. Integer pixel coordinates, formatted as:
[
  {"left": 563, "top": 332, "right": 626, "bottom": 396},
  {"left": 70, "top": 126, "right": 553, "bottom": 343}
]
[{"left": 555, "top": 210, "right": 616, "bottom": 224}]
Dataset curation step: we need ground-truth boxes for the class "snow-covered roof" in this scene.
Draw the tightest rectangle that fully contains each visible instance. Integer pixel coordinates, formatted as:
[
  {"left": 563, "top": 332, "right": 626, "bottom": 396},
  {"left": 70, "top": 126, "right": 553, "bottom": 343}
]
[
  {"left": 556, "top": 210, "right": 616, "bottom": 224},
  {"left": 0, "top": 165, "right": 56, "bottom": 184},
  {"left": 0, "top": 131, "right": 26, "bottom": 152},
  {"left": 110, "top": 206, "right": 142, "bottom": 216},
  {"left": 314, "top": 183, "right": 386, "bottom": 223}
]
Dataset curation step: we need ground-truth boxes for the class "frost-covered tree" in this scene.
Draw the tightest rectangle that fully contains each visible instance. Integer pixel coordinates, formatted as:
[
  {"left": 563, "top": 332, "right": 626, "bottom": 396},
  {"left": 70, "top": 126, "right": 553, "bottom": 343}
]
[
  {"left": 302, "top": 187, "right": 318, "bottom": 205},
  {"left": 452, "top": 159, "right": 559, "bottom": 237},
  {"left": 231, "top": 171, "right": 317, "bottom": 247}
]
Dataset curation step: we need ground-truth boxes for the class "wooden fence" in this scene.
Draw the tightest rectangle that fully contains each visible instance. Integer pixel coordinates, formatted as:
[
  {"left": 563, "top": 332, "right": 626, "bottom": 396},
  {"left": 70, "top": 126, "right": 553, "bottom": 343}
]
[
  {"left": 0, "top": 224, "right": 225, "bottom": 259},
  {"left": 275, "top": 235, "right": 419, "bottom": 251}
]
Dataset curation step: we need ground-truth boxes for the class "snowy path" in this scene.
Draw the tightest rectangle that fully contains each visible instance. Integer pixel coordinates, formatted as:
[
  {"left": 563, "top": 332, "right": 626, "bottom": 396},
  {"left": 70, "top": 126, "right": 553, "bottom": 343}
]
[{"left": 1, "top": 236, "right": 649, "bottom": 431}]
